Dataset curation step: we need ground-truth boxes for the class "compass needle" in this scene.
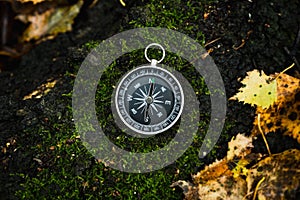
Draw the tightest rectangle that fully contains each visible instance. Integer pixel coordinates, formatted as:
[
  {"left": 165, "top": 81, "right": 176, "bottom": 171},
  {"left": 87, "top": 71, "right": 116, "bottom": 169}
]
[
  {"left": 144, "top": 104, "right": 150, "bottom": 122},
  {"left": 150, "top": 105, "right": 154, "bottom": 115},
  {"left": 153, "top": 87, "right": 157, "bottom": 94}
]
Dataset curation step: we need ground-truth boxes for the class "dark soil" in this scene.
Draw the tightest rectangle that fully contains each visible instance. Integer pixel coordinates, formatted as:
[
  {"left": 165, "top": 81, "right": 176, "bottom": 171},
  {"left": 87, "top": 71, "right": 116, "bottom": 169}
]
[{"left": 1, "top": 0, "right": 300, "bottom": 199}]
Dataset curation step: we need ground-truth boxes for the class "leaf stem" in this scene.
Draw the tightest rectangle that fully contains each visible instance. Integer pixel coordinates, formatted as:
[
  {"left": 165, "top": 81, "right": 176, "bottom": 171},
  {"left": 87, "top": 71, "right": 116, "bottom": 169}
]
[
  {"left": 252, "top": 177, "right": 265, "bottom": 200},
  {"left": 275, "top": 63, "right": 295, "bottom": 80},
  {"left": 257, "top": 114, "right": 271, "bottom": 155}
]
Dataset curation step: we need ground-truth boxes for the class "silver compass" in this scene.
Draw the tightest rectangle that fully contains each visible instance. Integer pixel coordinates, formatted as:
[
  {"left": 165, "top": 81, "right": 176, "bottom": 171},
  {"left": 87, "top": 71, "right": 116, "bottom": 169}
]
[{"left": 114, "top": 43, "right": 184, "bottom": 135}]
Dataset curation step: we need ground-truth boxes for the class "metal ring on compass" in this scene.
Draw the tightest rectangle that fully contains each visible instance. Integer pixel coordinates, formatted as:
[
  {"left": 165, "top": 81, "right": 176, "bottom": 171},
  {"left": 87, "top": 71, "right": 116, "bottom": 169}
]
[{"left": 144, "top": 43, "right": 166, "bottom": 63}]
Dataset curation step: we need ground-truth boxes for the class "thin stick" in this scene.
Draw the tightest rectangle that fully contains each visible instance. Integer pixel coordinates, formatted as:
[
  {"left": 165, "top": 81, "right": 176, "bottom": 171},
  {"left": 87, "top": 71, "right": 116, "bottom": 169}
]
[
  {"left": 257, "top": 114, "right": 271, "bottom": 155},
  {"left": 252, "top": 177, "right": 265, "bottom": 200},
  {"left": 242, "top": 192, "right": 253, "bottom": 200},
  {"left": 204, "top": 37, "right": 221, "bottom": 47},
  {"left": 119, "top": 0, "right": 126, "bottom": 6},
  {"left": 275, "top": 63, "right": 295, "bottom": 80}
]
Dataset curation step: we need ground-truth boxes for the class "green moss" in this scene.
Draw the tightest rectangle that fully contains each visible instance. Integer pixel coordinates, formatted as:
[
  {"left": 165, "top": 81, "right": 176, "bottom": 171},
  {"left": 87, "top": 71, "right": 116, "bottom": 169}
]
[
  {"left": 84, "top": 40, "right": 100, "bottom": 50},
  {"left": 13, "top": 0, "right": 237, "bottom": 199},
  {"left": 127, "top": 0, "right": 209, "bottom": 45}
]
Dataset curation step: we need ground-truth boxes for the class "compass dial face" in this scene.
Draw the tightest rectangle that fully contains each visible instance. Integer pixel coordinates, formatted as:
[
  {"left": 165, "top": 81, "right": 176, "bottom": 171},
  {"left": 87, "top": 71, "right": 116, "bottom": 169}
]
[{"left": 115, "top": 65, "right": 184, "bottom": 135}]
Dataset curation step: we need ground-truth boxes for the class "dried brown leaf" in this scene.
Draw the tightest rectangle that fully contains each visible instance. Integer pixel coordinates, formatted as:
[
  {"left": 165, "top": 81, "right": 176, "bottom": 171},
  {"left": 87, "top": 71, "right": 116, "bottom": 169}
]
[
  {"left": 198, "top": 176, "right": 247, "bottom": 200},
  {"left": 173, "top": 137, "right": 300, "bottom": 199},
  {"left": 18, "top": 0, "right": 83, "bottom": 43},
  {"left": 227, "top": 134, "right": 253, "bottom": 160},
  {"left": 193, "top": 159, "right": 231, "bottom": 184},
  {"left": 171, "top": 181, "right": 198, "bottom": 200},
  {"left": 247, "top": 149, "right": 300, "bottom": 199},
  {"left": 252, "top": 73, "right": 300, "bottom": 143},
  {"left": 173, "top": 134, "right": 253, "bottom": 200}
]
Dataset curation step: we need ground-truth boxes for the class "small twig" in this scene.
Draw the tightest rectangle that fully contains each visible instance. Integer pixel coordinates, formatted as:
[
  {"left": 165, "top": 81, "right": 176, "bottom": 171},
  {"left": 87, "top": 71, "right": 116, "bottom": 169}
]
[
  {"left": 257, "top": 114, "right": 271, "bottom": 156},
  {"left": 252, "top": 177, "right": 265, "bottom": 200},
  {"left": 242, "top": 192, "right": 253, "bottom": 200},
  {"left": 200, "top": 48, "right": 214, "bottom": 59},
  {"left": 119, "top": 0, "right": 126, "bottom": 6},
  {"left": 275, "top": 63, "right": 295, "bottom": 80},
  {"left": 233, "top": 30, "right": 253, "bottom": 50},
  {"left": 233, "top": 39, "right": 246, "bottom": 50},
  {"left": 89, "top": 0, "right": 99, "bottom": 8},
  {"left": 204, "top": 37, "right": 221, "bottom": 47}
]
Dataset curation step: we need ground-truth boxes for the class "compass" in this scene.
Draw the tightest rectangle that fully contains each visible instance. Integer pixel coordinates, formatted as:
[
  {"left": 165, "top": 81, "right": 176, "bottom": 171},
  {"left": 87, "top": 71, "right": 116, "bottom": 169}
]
[{"left": 114, "top": 43, "right": 184, "bottom": 135}]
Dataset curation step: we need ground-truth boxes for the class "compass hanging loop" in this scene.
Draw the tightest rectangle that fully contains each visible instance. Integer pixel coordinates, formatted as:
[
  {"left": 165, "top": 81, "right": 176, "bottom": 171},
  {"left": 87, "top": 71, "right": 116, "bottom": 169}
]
[{"left": 145, "top": 43, "right": 166, "bottom": 64}]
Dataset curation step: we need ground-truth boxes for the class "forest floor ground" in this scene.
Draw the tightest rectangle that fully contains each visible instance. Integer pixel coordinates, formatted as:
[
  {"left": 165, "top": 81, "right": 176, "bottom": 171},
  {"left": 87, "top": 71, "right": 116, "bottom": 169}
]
[{"left": 0, "top": 0, "right": 299, "bottom": 199}]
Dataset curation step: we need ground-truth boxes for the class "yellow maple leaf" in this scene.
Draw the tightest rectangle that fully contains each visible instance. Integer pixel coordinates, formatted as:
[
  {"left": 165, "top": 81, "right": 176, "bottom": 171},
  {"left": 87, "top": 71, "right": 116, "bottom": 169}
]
[{"left": 230, "top": 70, "right": 277, "bottom": 108}]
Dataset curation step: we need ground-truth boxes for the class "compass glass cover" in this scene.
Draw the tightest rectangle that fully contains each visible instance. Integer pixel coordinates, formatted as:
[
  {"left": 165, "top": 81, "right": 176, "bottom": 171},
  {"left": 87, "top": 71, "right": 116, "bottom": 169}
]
[{"left": 115, "top": 65, "right": 184, "bottom": 135}]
